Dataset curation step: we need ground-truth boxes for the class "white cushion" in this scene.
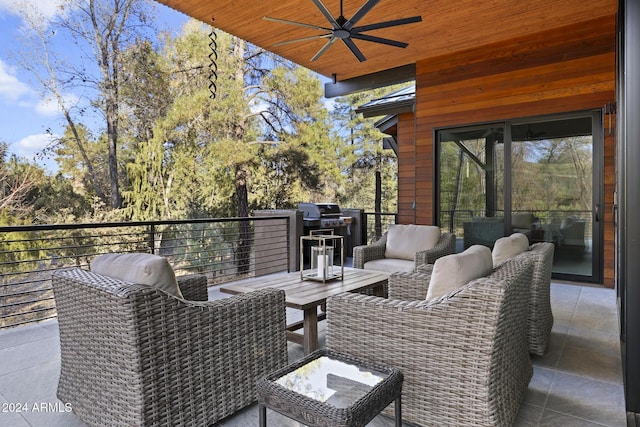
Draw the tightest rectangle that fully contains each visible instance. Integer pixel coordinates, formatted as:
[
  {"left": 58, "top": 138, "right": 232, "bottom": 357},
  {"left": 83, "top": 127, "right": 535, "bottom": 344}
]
[
  {"left": 90, "top": 253, "right": 183, "bottom": 299},
  {"left": 364, "top": 258, "right": 415, "bottom": 273},
  {"left": 426, "top": 245, "right": 493, "bottom": 301},
  {"left": 492, "top": 233, "right": 530, "bottom": 267},
  {"left": 384, "top": 224, "right": 441, "bottom": 261}
]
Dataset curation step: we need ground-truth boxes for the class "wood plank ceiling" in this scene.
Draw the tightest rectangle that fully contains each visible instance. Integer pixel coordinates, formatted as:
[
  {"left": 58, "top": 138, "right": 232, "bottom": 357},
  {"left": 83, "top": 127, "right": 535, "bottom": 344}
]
[{"left": 153, "top": 0, "right": 617, "bottom": 82}]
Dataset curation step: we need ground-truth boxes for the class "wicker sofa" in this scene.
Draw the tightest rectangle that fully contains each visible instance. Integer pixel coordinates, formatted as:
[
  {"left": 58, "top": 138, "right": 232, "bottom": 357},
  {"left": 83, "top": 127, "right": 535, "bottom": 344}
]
[
  {"left": 52, "top": 265, "right": 288, "bottom": 427},
  {"left": 391, "top": 241, "right": 555, "bottom": 356},
  {"left": 326, "top": 251, "right": 534, "bottom": 426},
  {"left": 353, "top": 224, "right": 456, "bottom": 273}
]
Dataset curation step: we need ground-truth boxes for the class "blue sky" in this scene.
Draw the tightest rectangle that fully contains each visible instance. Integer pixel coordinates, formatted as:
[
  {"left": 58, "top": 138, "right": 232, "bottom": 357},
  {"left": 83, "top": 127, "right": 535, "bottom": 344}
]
[{"left": 0, "top": 0, "right": 188, "bottom": 172}]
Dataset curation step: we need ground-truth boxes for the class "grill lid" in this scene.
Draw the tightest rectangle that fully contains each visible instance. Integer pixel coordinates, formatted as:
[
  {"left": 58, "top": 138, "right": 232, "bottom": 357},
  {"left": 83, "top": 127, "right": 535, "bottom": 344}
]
[{"left": 298, "top": 203, "right": 341, "bottom": 219}]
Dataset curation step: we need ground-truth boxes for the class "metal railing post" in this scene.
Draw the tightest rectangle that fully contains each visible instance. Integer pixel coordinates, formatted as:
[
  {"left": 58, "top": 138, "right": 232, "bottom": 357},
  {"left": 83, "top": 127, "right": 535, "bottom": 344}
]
[
  {"left": 362, "top": 212, "right": 368, "bottom": 244},
  {"left": 150, "top": 224, "right": 156, "bottom": 254}
]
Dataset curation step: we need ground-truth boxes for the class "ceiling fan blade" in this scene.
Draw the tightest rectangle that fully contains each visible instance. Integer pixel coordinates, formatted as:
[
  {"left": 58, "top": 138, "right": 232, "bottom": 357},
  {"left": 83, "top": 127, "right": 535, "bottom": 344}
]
[
  {"left": 351, "top": 33, "right": 408, "bottom": 48},
  {"left": 311, "top": 0, "right": 340, "bottom": 28},
  {"left": 342, "top": 38, "right": 367, "bottom": 62},
  {"left": 344, "top": 0, "right": 380, "bottom": 30},
  {"left": 351, "top": 16, "right": 422, "bottom": 33},
  {"left": 263, "top": 16, "right": 330, "bottom": 31},
  {"left": 273, "top": 33, "right": 333, "bottom": 47},
  {"left": 311, "top": 37, "right": 338, "bottom": 61}
]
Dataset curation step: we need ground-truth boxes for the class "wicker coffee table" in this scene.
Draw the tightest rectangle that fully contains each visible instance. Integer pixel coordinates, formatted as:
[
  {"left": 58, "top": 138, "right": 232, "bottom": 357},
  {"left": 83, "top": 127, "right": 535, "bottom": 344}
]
[{"left": 257, "top": 349, "right": 403, "bottom": 427}]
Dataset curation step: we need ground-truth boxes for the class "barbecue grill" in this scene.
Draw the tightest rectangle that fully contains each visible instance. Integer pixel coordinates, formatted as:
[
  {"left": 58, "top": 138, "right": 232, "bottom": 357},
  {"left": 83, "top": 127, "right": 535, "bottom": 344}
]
[
  {"left": 298, "top": 203, "right": 354, "bottom": 262},
  {"left": 297, "top": 203, "right": 352, "bottom": 233}
]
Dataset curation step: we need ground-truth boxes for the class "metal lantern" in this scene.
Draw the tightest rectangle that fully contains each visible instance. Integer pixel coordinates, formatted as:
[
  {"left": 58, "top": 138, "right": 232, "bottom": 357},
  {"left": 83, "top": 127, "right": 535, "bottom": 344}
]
[
  {"left": 300, "top": 232, "right": 344, "bottom": 283},
  {"left": 310, "top": 245, "right": 334, "bottom": 280}
]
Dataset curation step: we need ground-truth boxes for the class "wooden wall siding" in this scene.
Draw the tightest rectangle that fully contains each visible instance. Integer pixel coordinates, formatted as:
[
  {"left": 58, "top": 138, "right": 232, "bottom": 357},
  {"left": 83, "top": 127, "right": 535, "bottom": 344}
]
[
  {"left": 397, "top": 112, "right": 417, "bottom": 224},
  {"left": 398, "top": 15, "right": 616, "bottom": 286}
]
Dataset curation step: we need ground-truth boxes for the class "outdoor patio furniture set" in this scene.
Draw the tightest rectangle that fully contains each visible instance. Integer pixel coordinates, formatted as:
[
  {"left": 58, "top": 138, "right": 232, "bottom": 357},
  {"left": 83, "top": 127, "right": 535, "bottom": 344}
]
[
  {"left": 50, "top": 225, "right": 553, "bottom": 426},
  {"left": 333, "top": 231, "right": 555, "bottom": 426}
]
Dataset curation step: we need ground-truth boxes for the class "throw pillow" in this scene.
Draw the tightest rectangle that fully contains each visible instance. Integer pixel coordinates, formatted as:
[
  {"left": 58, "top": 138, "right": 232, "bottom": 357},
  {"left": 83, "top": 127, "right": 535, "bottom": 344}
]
[
  {"left": 492, "top": 233, "right": 530, "bottom": 267},
  {"left": 426, "top": 245, "right": 492, "bottom": 301},
  {"left": 384, "top": 224, "right": 441, "bottom": 261},
  {"left": 90, "top": 253, "right": 183, "bottom": 299}
]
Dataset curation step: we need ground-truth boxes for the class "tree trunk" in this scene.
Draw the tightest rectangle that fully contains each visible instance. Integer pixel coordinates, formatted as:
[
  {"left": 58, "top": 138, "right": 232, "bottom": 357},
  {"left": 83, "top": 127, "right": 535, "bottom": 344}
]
[
  {"left": 106, "top": 104, "right": 122, "bottom": 208},
  {"left": 236, "top": 165, "right": 251, "bottom": 274},
  {"left": 231, "top": 38, "right": 252, "bottom": 274},
  {"left": 62, "top": 108, "right": 108, "bottom": 204},
  {"left": 89, "top": 0, "right": 125, "bottom": 209}
]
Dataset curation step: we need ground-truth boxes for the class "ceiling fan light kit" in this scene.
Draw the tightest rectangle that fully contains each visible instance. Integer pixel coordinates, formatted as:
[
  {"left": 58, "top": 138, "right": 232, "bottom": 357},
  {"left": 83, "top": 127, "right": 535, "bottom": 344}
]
[{"left": 264, "top": 0, "right": 422, "bottom": 62}]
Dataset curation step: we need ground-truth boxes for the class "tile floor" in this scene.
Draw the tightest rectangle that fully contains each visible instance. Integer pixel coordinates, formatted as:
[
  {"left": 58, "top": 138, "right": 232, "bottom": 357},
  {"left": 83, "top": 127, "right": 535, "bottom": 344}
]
[{"left": 0, "top": 281, "right": 627, "bottom": 426}]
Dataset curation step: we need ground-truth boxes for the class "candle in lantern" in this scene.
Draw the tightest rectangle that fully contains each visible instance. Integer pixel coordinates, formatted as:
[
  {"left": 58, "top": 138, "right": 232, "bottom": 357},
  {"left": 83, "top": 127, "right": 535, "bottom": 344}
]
[{"left": 317, "top": 254, "right": 327, "bottom": 278}]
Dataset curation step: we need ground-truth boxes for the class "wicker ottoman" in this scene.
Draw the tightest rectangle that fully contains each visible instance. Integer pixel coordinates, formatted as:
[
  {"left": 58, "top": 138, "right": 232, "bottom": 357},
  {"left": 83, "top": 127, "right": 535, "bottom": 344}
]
[{"left": 257, "top": 349, "right": 403, "bottom": 427}]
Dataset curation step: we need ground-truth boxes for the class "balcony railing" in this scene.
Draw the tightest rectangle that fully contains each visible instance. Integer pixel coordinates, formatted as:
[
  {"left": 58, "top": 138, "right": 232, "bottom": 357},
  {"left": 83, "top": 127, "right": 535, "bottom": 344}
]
[
  {"left": 0, "top": 216, "right": 290, "bottom": 330},
  {"left": 362, "top": 211, "right": 398, "bottom": 243},
  {"left": 0, "top": 208, "right": 595, "bottom": 330}
]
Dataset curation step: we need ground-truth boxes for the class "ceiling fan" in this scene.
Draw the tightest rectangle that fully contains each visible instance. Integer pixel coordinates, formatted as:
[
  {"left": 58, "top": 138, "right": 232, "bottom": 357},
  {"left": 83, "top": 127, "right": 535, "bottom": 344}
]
[{"left": 264, "top": 0, "right": 422, "bottom": 62}]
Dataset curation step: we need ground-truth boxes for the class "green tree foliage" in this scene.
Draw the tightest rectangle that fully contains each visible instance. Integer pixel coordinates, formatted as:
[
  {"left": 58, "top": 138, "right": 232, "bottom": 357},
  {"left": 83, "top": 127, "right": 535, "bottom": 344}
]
[
  {"left": 331, "top": 87, "right": 402, "bottom": 213},
  {"left": 251, "top": 65, "right": 336, "bottom": 208},
  {"left": 122, "top": 22, "right": 261, "bottom": 220},
  {"left": 0, "top": 142, "right": 38, "bottom": 218},
  {"left": 511, "top": 136, "right": 593, "bottom": 215},
  {"left": 1, "top": 140, "right": 93, "bottom": 227},
  {"left": 54, "top": 124, "right": 112, "bottom": 201},
  {"left": 439, "top": 132, "right": 593, "bottom": 232},
  {"left": 0, "top": 142, "right": 46, "bottom": 269},
  {"left": 122, "top": 21, "right": 338, "bottom": 219},
  {"left": 438, "top": 138, "right": 491, "bottom": 232}
]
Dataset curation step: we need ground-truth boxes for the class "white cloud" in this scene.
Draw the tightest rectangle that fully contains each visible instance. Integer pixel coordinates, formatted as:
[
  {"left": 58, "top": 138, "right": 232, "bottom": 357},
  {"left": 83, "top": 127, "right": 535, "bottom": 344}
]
[
  {"left": 0, "top": 59, "right": 31, "bottom": 101},
  {"left": 0, "top": 0, "right": 73, "bottom": 28},
  {"left": 9, "top": 133, "right": 61, "bottom": 173},
  {"left": 35, "top": 97, "right": 60, "bottom": 116},
  {"left": 12, "top": 132, "right": 58, "bottom": 157},
  {"left": 0, "top": 59, "right": 80, "bottom": 118},
  {"left": 35, "top": 93, "right": 79, "bottom": 116}
]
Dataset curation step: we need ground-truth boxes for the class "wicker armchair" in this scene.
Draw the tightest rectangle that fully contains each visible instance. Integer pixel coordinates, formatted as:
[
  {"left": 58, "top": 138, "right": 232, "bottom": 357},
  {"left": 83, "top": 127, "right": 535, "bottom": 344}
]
[
  {"left": 389, "top": 242, "right": 555, "bottom": 356},
  {"left": 353, "top": 230, "right": 456, "bottom": 272},
  {"left": 327, "top": 253, "right": 534, "bottom": 426},
  {"left": 52, "top": 267, "right": 288, "bottom": 427}
]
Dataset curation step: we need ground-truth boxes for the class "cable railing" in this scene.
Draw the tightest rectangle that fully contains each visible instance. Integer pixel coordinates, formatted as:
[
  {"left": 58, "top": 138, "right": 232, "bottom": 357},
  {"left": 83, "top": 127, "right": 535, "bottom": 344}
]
[
  {"left": 3, "top": 208, "right": 591, "bottom": 329},
  {"left": 0, "top": 216, "right": 290, "bottom": 329},
  {"left": 362, "top": 212, "right": 398, "bottom": 243}
]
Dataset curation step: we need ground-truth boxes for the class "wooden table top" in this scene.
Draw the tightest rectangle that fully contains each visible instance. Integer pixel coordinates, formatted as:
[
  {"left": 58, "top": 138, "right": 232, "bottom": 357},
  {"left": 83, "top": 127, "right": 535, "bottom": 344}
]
[{"left": 220, "top": 267, "right": 389, "bottom": 310}]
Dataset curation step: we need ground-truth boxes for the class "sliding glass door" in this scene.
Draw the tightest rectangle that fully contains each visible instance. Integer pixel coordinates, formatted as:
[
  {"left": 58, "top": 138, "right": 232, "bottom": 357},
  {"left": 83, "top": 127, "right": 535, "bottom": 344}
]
[
  {"left": 437, "top": 124, "right": 505, "bottom": 252},
  {"left": 436, "top": 111, "right": 602, "bottom": 282}
]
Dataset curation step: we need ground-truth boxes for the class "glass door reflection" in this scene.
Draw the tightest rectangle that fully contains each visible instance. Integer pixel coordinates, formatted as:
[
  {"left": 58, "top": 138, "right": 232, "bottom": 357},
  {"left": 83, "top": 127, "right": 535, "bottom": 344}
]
[{"left": 511, "top": 115, "right": 597, "bottom": 280}]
